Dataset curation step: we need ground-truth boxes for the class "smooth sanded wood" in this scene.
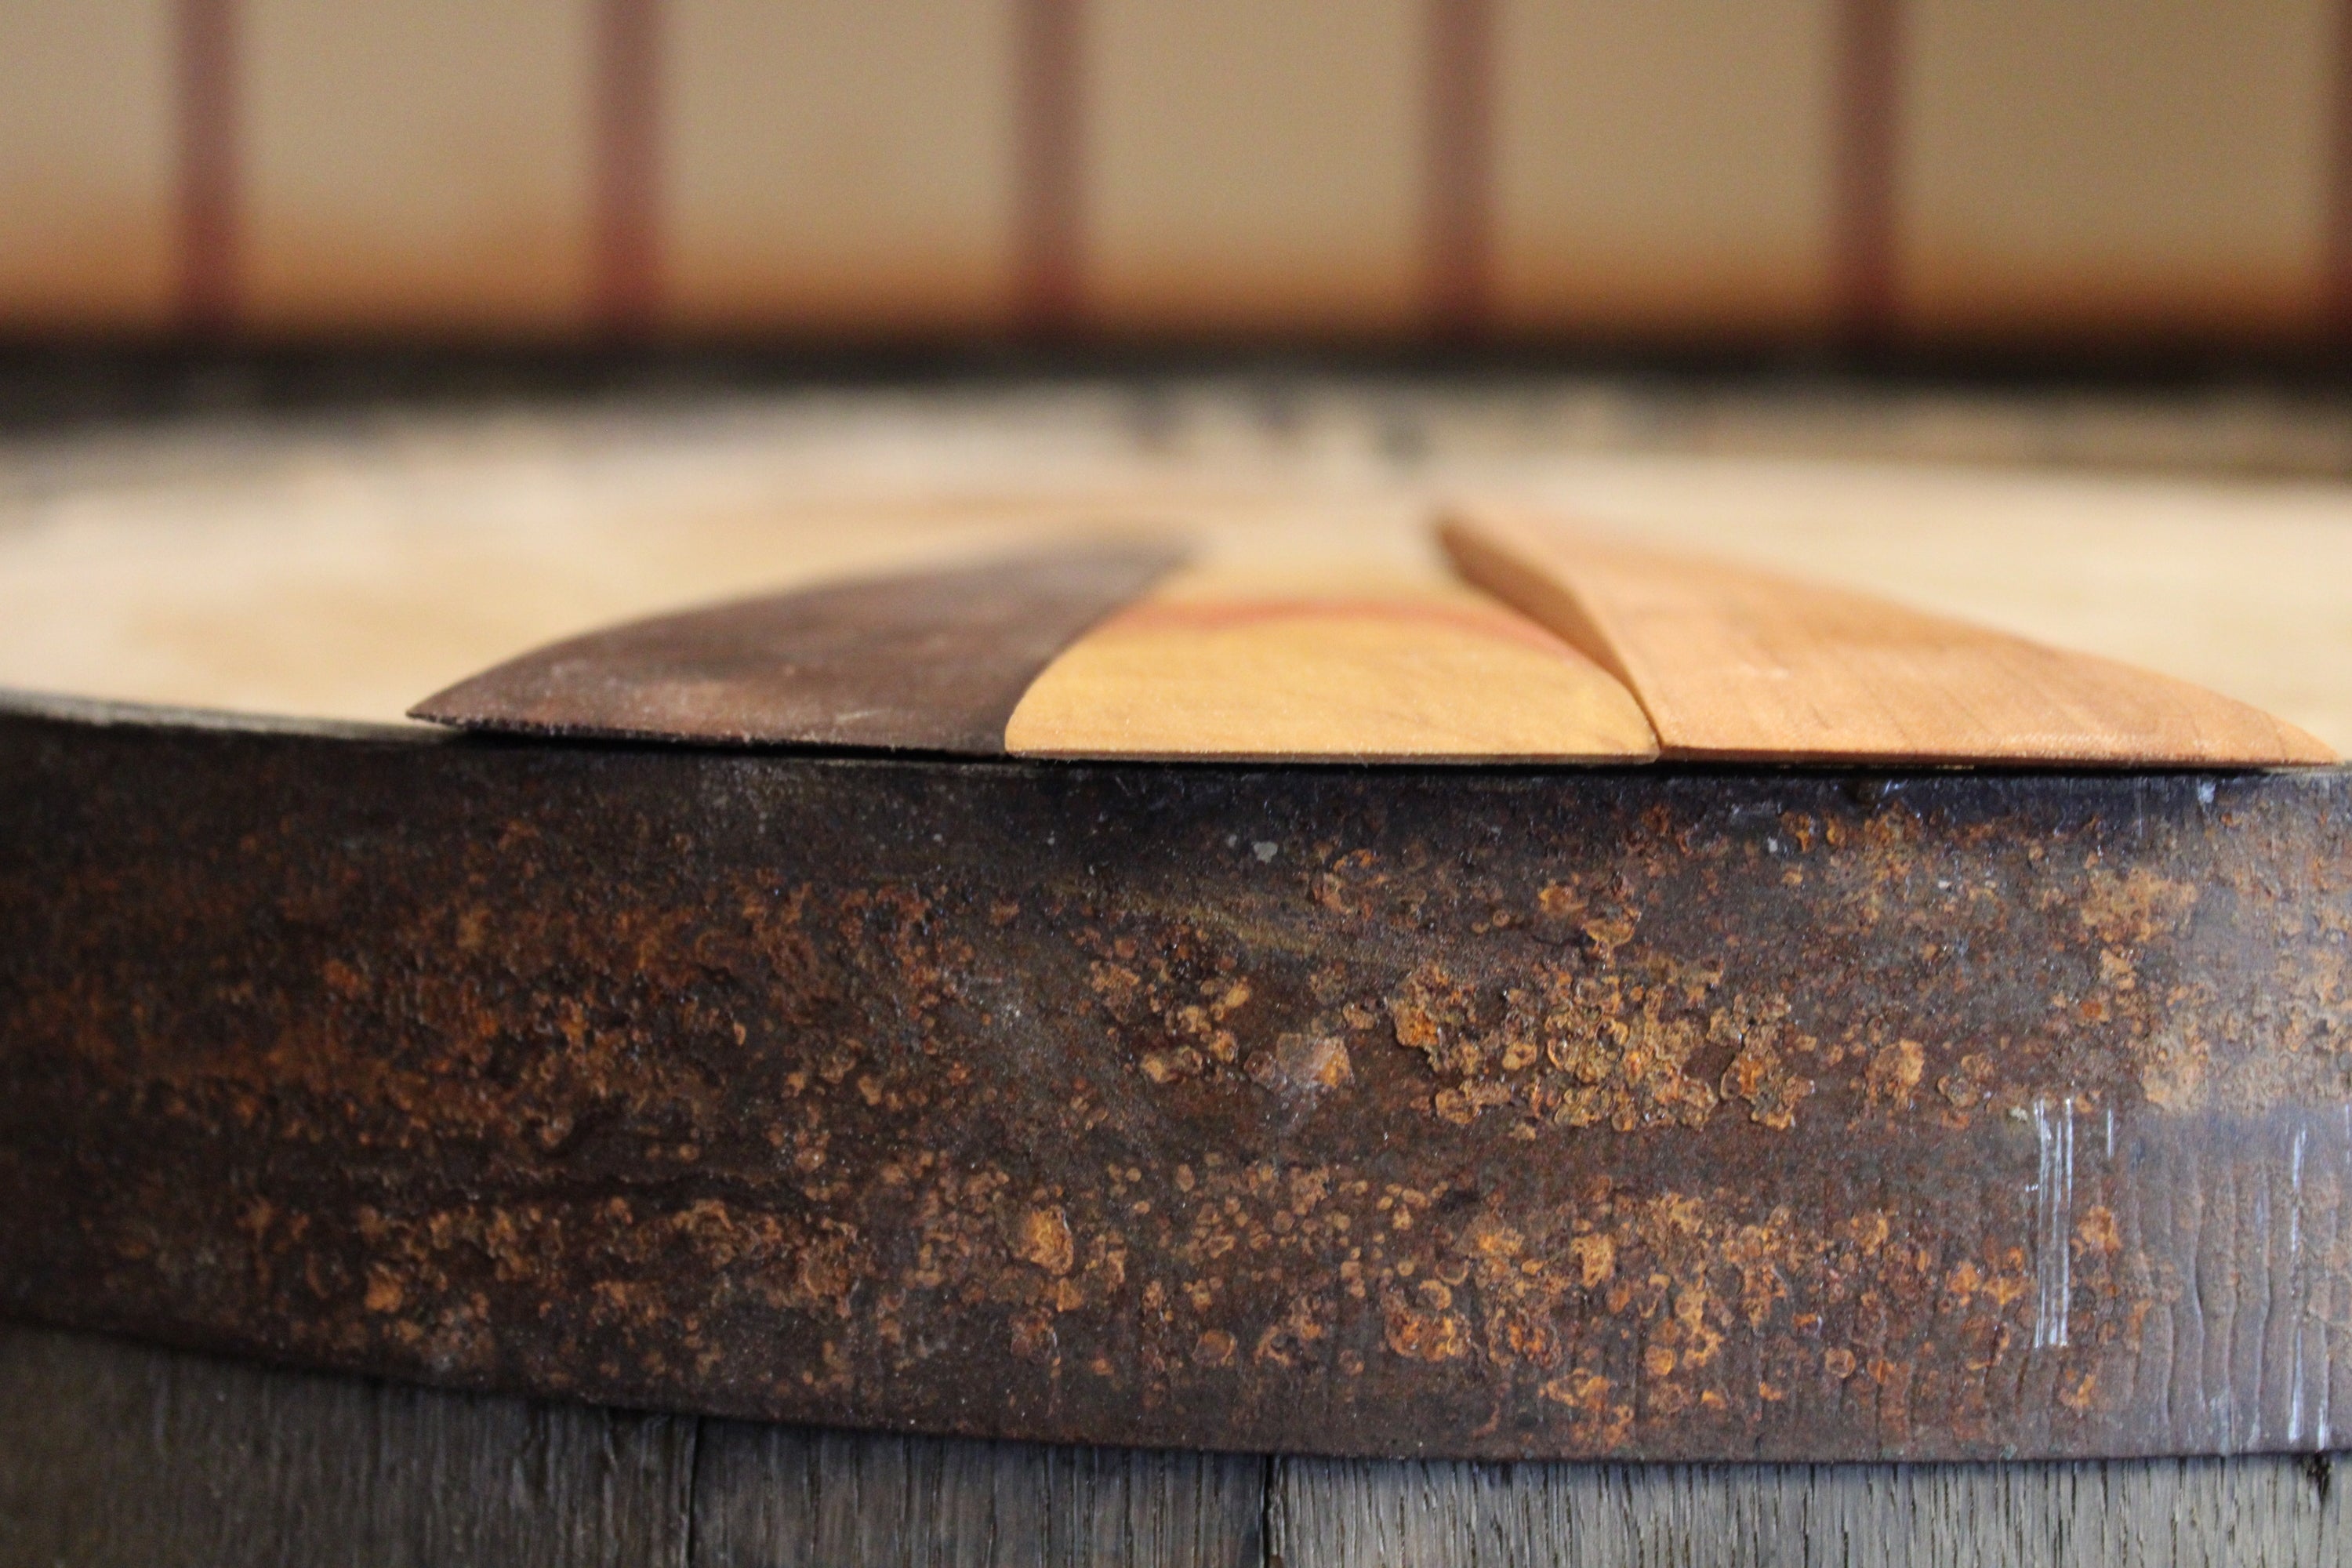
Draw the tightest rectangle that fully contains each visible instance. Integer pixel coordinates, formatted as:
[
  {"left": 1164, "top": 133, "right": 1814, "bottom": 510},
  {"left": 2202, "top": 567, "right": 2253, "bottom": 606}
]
[
  {"left": 411, "top": 543, "right": 1186, "bottom": 753},
  {"left": 1003, "top": 564, "right": 1659, "bottom": 761},
  {"left": 1443, "top": 507, "right": 2337, "bottom": 766}
]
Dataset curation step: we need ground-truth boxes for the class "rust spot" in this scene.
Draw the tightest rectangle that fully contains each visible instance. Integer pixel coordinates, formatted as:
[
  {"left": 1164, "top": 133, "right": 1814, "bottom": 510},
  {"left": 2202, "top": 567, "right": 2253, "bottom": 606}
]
[
  {"left": 1938, "top": 1053, "right": 1994, "bottom": 1111},
  {"left": 2078, "top": 866, "right": 2198, "bottom": 949},
  {"left": 2075, "top": 1205, "right": 2121, "bottom": 1254},
  {"left": 1383, "top": 1290, "right": 1470, "bottom": 1361},
  {"left": 1013, "top": 1206, "right": 1075, "bottom": 1275},
  {"left": 363, "top": 1267, "right": 405, "bottom": 1313},
  {"left": 1720, "top": 1026, "right": 1814, "bottom": 1131},
  {"left": 1251, "top": 1033, "right": 1352, "bottom": 1095},
  {"left": 1866, "top": 1040, "right": 1926, "bottom": 1110}
]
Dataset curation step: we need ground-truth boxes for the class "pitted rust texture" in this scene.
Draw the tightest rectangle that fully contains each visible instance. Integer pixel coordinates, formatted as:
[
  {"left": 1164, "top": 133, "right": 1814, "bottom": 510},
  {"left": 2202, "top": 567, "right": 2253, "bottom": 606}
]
[{"left": 2, "top": 704, "right": 2351, "bottom": 1461}]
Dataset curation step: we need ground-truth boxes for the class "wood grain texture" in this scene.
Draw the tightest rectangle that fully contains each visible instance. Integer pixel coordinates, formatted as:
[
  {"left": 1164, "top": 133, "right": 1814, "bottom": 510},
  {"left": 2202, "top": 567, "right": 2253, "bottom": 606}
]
[
  {"left": 0, "top": 1322, "right": 1262, "bottom": 1568},
  {"left": 1267, "top": 1452, "right": 2351, "bottom": 1568},
  {"left": 412, "top": 543, "right": 1185, "bottom": 752},
  {"left": 0, "top": 1322, "right": 697, "bottom": 1568},
  {"left": 5, "top": 1321, "right": 2348, "bottom": 1567},
  {"left": 692, "top": 1420, "right": 1265, "bottom": 1568},
  {"left": 1003, "top": 564, "right": 1658, "bottom": 760},
  {"left": 1443, "top": 506, "right": 2336, "bottom": 765}
]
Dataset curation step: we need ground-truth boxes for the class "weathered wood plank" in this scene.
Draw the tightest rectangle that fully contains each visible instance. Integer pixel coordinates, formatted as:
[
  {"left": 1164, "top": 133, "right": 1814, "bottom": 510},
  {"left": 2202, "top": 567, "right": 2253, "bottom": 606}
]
[
  {"left": 0, "top": 1322, "right": 697, "bottom": 1568},
  {"left": 11, "top": 1319, "right": 2352, "bottom": 1567},
  {"left": 689, "top": 1420, "right": 1267, "bottom": 1567},
  {"left": 1269, "top": 1453, "right": 2348, "bottom": 1568}
]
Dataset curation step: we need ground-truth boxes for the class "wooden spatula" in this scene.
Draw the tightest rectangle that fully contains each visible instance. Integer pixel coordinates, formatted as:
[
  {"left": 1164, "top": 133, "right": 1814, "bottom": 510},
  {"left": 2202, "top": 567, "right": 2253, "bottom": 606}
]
[
  {"left": 1002, "top": 563, "right": 1658, "bottom": 762},
  {"left": 1441, "top": 505, "right": 2336, "bottom": 765},
  {"left": 410, "top": 543, "right": 1186, "bottom": 752}
]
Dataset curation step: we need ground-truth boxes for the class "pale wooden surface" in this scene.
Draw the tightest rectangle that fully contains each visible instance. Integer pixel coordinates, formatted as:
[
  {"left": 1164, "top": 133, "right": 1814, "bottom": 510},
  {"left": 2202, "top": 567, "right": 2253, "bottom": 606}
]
[
  {"left": 1003, "top": 562, "right": 1657, "bottom": 760},
  {"left": 0, "top": 380, "right": 2352, "bottom": 752},
  {"left": 4, "top": 1320, "right": 2346, "bottom": 1567},
  {"left": 2, "top": 384, "right": 2352, "bottom": 753},
  {"left": 1443, "top": 506, "right": 2333, "bottom": 764}
]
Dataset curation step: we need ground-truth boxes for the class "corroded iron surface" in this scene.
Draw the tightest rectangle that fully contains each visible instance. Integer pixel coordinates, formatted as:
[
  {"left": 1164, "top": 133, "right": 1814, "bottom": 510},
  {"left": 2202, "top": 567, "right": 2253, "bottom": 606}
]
[{"left": 2, "top": 699, "right": 2350, "bottom": 1461}]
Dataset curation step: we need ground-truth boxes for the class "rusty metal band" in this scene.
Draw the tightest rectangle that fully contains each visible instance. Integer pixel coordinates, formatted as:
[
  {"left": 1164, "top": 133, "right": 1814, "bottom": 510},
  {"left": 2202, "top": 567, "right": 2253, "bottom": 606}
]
[{"left": 2, "top": 695, "right": 2350, "bottom": 1462}]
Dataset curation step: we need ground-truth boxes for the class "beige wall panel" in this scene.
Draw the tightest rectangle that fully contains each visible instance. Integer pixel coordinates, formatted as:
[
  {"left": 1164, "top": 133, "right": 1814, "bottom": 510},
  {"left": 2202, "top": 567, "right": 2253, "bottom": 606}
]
[
  {"left": 665, "top": 0, "right": 1021, "bottom": 334},
  {"left": 0, "top": 0, "right": 177, "bottom": 331},
  {"left": 1901, "top": 0, "right": 2333, "bottom": 338},
  {"left": 244, "top": 0, "right": 596, "bottom": 335},
  {"left": 1492, "top": 0, "right": 1838, "bottom": 338},
  {"left": 1083, "top": 0, "right": 1425, "bottom": 334}
]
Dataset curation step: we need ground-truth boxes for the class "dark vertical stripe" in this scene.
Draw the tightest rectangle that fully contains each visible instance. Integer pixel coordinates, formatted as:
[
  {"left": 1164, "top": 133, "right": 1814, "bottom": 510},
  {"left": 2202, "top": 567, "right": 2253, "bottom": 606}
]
[
  {"left": 1425, "top": 0, "right": 1494, "bottom": 342},
  {"left": 593, "top": 0, "right": 663, "bottom": 336},
  {"left": 176, "top": 0, "right": 239, "bottom": 334},
  {"left": 1833, "top": 0, "right": 1900, "bottom": 348},
  {"left": 1016, "top": 0, "right": 1084, "bottom": 336},
  {"left": 2328, "top": 0, "right": 2352, "bottom": 343}
]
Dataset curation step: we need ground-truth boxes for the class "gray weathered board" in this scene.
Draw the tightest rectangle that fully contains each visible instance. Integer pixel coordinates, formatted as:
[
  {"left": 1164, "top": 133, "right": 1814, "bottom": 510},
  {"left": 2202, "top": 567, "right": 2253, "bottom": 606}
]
[{"left": 2, "top": 1322, "right": 2344, "bottom": 1567}]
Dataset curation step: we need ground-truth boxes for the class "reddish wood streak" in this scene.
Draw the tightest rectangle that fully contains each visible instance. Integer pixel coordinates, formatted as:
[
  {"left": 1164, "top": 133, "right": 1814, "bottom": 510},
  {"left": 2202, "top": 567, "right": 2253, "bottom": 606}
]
[
  {"left": 593, "top": 0, "right": 663, "bottom": 336},
  {"left": 176, "top": 0, "right": 240, "bottom": 335},
  {"left": 1016, "top": 0, "right": 1085, "bottom": 336},
  {"left": 1833, "top": 0, "right": 1900, "bottom": 348},
  {"left": 1425, "top": 0, "right": 1494, "bottom": 342}
]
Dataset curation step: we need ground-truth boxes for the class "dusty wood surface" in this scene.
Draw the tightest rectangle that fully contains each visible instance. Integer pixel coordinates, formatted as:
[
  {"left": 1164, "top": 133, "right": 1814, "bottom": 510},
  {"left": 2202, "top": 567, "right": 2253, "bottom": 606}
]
[
  {"left": 1003, "top": 562, "right": 1657, "bottom": 760},
  {"left": 3, "top": 1321, "right": 2346, "bottom": 1566},
  {"left": 1442, "top": 509, "right": 2332, "bottom": 766}
]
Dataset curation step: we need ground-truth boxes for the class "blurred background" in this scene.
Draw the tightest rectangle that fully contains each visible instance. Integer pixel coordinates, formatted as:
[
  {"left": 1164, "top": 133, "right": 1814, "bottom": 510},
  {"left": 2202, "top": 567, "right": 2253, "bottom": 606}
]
[{"left": 3, "top": 0, "right": 2348, "bottom": 366}]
